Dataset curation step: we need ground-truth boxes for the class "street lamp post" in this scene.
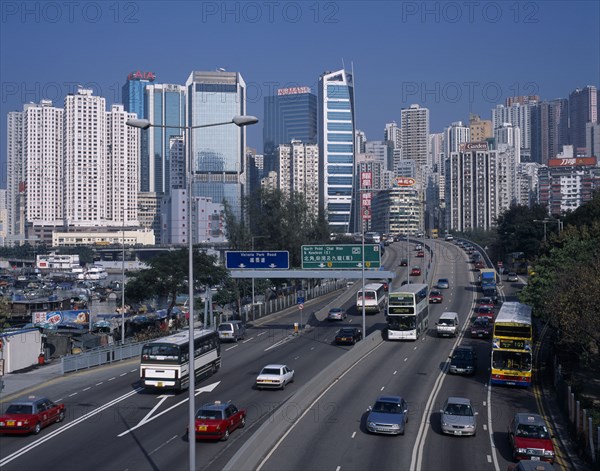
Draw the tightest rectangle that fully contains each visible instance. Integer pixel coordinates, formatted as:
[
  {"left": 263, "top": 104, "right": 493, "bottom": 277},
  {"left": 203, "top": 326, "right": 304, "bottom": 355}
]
[
  {"left": 126, "top": 115, "right": 258, "bottom": 471},
  {"left": 121, "top": 211, "right": 126, "bottom": 344}
]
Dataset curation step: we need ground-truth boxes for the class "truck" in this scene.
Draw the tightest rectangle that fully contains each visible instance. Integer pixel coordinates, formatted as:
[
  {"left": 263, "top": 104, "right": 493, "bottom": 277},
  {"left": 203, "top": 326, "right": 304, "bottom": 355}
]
[{"left": 479, "top": 268, "right": 498, "bottom": 301}]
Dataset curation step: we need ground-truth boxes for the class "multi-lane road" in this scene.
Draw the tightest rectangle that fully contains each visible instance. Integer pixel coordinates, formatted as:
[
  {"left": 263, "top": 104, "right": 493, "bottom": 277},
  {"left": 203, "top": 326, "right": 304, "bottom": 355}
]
[{"left": 0, "top": 240, "right": 576, "bottom": 470}]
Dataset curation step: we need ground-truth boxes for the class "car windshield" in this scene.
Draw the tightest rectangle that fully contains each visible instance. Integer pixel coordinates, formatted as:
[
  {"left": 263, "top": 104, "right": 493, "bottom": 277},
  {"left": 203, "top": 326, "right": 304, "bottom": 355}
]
[
  {"left": 339, "top": 329, "right": 355, "bottom": 335},
  {"left": 474, "top": 318, "right": 489, "bottom": 326},
  {"left": 453, "top": 350, "right": 473, "bottom": 360},
  {"left": 6, "top": 404, "right": 33, "bottom": 414},
  {"left": 196, "top": 409, "right": 222, "bottom": 420},
  {"left": 516, "top": 423, "right": 549, "bottom": 438},
  {"left": 431, "top": 291, "right": 441, "bottom": 296},
  {"left": 260, "top": 368, "right": 281, "bottom": 375},
  {"left": 445, "top": 403, "right": 473, "bottom": 416},
  {"left": 373, "top": 401, "right": 402, "bottom": 414}
]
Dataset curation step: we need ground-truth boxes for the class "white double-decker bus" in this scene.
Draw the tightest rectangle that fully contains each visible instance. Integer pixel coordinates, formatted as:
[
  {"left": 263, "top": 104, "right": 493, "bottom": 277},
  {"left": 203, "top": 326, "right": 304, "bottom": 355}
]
[
  {"left": 140, "top": 329, "right": 221, "bottom": 391},
  {"left": 356, "top": 282, "right": 388, "bottom": 314},
  {"left": 386, "top": 283, "right": 429, "bottom": 340}
]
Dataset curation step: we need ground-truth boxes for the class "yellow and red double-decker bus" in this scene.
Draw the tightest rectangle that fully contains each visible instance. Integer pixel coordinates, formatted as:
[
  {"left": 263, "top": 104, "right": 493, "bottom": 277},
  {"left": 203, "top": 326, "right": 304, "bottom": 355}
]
[{"left": 491, "top": 302, "right": 533, "bottom": 387}]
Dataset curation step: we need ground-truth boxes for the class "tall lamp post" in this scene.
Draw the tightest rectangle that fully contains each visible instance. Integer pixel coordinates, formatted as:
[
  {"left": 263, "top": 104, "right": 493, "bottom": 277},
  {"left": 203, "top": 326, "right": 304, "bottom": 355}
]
[
  {"left": 126, "top": 115, "right": 258, "bottom": 471},
  {"left": 121, "top": 211, "right": 126, "bottom": 344}
]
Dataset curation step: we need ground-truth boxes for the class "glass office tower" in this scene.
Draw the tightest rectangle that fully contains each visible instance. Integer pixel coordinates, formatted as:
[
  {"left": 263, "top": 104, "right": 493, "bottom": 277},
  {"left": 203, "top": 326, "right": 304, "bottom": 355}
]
[
  {"left": 263, "top": 87, "right": 317, "bottom": 173},
  {"left": 318, "top": 69, "right": 356, "bottom": 233},
  {"left": 186, "top": 71, "right": 248, "bottom": 219}
]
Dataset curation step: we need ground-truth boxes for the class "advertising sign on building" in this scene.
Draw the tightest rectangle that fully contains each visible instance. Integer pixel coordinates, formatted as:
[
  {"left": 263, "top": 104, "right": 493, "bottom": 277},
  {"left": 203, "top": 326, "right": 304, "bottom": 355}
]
[
  {"left": 548, "top": 157, "right": 596, "bottom": 167},
  {"left": 32, "top": 310, "right": 90, "bottom": 326},
  {"left": 394, "top": 177, "right": 416, "bottom": 187},
  {"left": 127, "top": 71, "right": 156, "bottom": 81},
  {"left": 460, "top": 142, "right": 489, "bottom": 152},
  {"left": 277, "top": 86, "right": 311, "bottom": 95}
]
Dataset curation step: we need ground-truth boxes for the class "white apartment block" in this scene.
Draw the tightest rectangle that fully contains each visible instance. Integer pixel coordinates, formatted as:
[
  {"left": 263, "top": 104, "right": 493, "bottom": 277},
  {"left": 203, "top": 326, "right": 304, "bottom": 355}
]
[
  {"left": 106, "top": 104, "right": 139, "bottom": 226},
  {"left": 384, "top": 121, "right": 402, "bottom": 150},
  {"left": 64, "top": 88, "right": 108, "bottom": 227},
  {"left": 496, "top": 144, "right": 517, "bottom": 213},
  {"left": 401, "top": 104, "right": 430, "bottom": 171},
  {"left": 492, "top": 102, "right": 533, "bottom": 160},
  {"left": 277, "top": 140, "right": 319, "bottom": 217},
  {"left": 494, "top": 123, "right": 522, "bottom": 163},
  {"left": 447, "top": 144, "right": 499, "bottom": 231},
  {"left": 443, "top": 122, "right": 470, "bottom": 167},
  {"left": 6, "top": 111, "right": 24, "bottom": 244},
  {"left": 23, "top": 101, "right": 64, "bottom": 228},
  {"left": 516, "top": 162, "right": 540, "bottom": 207}
]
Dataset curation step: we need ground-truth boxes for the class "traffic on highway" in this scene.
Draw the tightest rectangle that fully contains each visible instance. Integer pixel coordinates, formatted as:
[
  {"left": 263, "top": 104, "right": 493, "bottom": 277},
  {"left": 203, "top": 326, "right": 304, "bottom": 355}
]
[{"left": 0, "top": 238, "right": 572, "bottom": 471}]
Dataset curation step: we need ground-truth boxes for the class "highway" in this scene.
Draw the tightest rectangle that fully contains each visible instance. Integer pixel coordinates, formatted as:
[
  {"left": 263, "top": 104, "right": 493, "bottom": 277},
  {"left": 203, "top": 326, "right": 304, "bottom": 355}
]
[{"left": 0, "top": 239, "right": 570, "bottom": 470}]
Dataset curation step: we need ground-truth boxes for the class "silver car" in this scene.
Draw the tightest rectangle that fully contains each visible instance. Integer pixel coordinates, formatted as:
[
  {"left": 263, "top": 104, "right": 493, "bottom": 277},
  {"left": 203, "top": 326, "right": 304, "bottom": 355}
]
[
  {"left": 327, "top": 307, "right": 347, "bottom": 321},
  {"left": 366, "top": 395, "right": 409, "bottom": 435},
  {"left": 440, "top": 397, "right": 477, "bottom": 436}
]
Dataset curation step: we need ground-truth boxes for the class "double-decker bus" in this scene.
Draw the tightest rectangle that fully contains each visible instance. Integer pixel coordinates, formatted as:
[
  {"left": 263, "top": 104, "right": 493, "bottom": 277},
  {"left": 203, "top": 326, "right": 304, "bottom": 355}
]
[
  {"left": 491, "top": 302, "right": 533, "bottom": 386},
  {"left": 356, "top": 282, "right": 388, "bottom": 314},
  {"left": 386, "top": 283, "right": 429, "bottom": 340},
  {"left": 140, "top": 329, "right": 221, "bottom": 391}
]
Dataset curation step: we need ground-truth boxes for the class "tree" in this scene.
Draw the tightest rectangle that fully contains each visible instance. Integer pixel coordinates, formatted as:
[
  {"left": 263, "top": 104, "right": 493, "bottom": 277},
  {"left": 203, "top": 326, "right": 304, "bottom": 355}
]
[
  {"left": 493, "top": 203, "right": 548, "bottom": 262},
  {"left": 125, "top": 248, "right": 229, "bottom": 315}
]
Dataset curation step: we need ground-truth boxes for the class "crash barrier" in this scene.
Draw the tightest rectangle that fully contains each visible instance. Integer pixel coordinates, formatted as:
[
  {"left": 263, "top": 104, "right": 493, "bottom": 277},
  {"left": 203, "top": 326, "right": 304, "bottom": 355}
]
[{"left": 61, "top": 341, "right": 144, "bottom": 374}]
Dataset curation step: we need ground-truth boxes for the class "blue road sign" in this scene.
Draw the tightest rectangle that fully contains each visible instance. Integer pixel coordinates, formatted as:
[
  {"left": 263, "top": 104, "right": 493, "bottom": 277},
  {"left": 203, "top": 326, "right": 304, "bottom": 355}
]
[
  {"left": 225, "top": 251, "right": 289, "bottom": 269},
  {"left": 296, "top": 296, "right": 305, "bottom": 304}
]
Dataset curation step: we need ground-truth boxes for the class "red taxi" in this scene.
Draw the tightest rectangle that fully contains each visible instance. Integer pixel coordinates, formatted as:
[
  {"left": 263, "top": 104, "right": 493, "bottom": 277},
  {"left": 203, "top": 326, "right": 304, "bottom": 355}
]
[
  {"left": 416, "top": 250, "right": 425, "bottom": 258},
  {"left": 474, "top": 305, "right": 494, "bottom": 321},
  {"left": 0, "top": 396, "right": 65, "bottom": 435},
  {"left": 410, "top": 266, "right": 421, "bottom": 276},
  {"left": 429, "top": 290, "right": 443, "bottom": 304},
  {"left": 192, "top": 401, "right": 246, "bottom": 441},
  {"left": 508, "top": 413, "right": 555, "bottom": 463}
]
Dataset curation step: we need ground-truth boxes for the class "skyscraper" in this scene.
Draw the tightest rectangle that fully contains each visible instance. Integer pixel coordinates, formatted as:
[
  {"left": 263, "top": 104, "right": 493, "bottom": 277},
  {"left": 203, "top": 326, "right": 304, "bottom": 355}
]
[
  {"left": 569, "top": 86, "right": 598, "bottom": 153},
  {"left": 276, "top": 140, "right": 319, "bottom": 217},
  {"left": 263, "top": 87, "right": 317, "bottom": 174},
  {"left": 530, "top": 99, "right": 569, "bottom": 164},
  {"left": 6, "top": 111, "right": 25, "bottom": 243},
  {"left": 318, "top": 69, "right": 356, "bottom": 233},
  {"left": 443, "top": 121, "right": 470, "bottom": 167},
  {"left": 143, "top": 83, "right": 186, "bottom": 194},
  {"left": 122, "top": 70, "right": 156, "bottom": 118},
  {"left": 492, "top": 102, "right": 533, "bottom": 161},
  {"left": 469, "top": 114, "right": 493, "bottom": 142},
  {"left": 401, "top": 104, "right": 429, "bottom": 172},
  {"left": 186, "top": 71, "right": 248, "bottom": 220}
]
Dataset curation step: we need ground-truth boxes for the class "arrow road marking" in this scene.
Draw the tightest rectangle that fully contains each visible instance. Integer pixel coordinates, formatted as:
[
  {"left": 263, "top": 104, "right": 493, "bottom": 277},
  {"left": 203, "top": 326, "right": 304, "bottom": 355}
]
[
  {"left": 139, "top": 394, "right": 173, "bottom": 425},
  {"left": 117, "top": 381, "right": 220, "bottom": 437}
]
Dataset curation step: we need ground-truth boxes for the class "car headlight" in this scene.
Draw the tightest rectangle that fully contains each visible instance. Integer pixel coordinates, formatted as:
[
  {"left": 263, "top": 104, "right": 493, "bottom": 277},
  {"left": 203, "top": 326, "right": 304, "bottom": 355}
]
[
  {"left": 441, "top": 420, "right": 448, "bottom": 427},
  {"left": 517, "top": 448, "right": 527, "bottom": 454},
  {"left": 368, "top": 421, "right": 376, "bottom": 428}
]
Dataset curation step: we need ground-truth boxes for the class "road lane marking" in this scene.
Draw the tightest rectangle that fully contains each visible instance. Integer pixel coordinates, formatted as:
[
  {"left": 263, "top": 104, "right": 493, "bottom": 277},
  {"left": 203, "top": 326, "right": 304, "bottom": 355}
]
[
  {"left": 404, "top": 358, "right": 408, "bottom": 362},
  {"left": 82, "top": 387, "right": 91, "bottom": 392},
  {"left": 393, "top": 371, "right": 397, "bottom": 375},
  {"left": 257, "top": 331, "right": 267, "bottom": 337},
  {"left": 487, "top": 455, "right": 492, "bottom": 463},
  {"left": 264, "top": 335, "right": 294, "bottom": 352},
  {"left": 380, "top": 386, "right": 385, "bottom": 391},
  {"left": 130, "top": 369, "right": 137, "bottom": 373},
  {"left": 351, "top": 431, "right": 356, "bottom": 438},
  {"left": 242, "top": 337, "right": 254, "bottom": 343},
  {"left": 108, "top": 377, "right": 116, "bottom": 381},
  {"left": 68, "top": 392, "right": 78, "bottom": 397},
  {"left": 148, "top": 435, "right": 179, "bottom": 456},
  {"left": 226, "top": 345, "right": 238, "bottom": 351},
  {"left": 120, "top": 373, "right": 127, "bottom": 377},
  {"left": 95, "top": 382, "right": 103, "bottom": 386}
]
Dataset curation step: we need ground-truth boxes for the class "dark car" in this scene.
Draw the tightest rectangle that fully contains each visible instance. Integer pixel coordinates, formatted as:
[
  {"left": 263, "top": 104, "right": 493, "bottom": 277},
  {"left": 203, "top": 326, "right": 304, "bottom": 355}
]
[
  {"left": 192, "top": 400, "right": 246, "bottom": 441},
  {"left": 470, "top": 316, "right": 493, "bottom": 338},
  {"left": 335, "top": 327, "right": 362, "bottom": 345},
  {"left": 0, "top": 396, "right": 65, "bottom": 435},
  {"left": 448, "top": 346, "right": 477, "bottom": 375},
  {"left": 366, "top": 395, "right": 409, "bottom": 435},
  {"left": 508, "top": 413, "right": 555, "bottom": 463},
  {"left": 429, "top": 290, "right": 443, "bottom": 304},
  {"left": 399, "top": 258, "right": 408, "bottom": 267},
  {"left": 507, "top": 461, "right": 555, "bottom": 471}
]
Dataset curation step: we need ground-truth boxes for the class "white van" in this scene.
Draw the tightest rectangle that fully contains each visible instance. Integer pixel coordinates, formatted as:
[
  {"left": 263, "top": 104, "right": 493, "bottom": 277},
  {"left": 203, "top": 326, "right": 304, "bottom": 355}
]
[
  {"left": 217, "top": 320, "right": 246, "bottom": 342},
  {"left": 436, "top": 312, "right": 459, "bottom": 337}
]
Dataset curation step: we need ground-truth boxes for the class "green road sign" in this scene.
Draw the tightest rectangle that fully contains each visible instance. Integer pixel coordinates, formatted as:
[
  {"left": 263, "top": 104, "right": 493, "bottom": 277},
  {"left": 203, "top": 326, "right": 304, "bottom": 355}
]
[{"left": 301, "top": 244, "right": 381, "bottom": 269}]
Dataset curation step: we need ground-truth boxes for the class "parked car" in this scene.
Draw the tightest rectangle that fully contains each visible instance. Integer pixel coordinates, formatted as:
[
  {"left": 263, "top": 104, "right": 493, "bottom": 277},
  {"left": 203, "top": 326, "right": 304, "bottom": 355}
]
[
  {"left": 410, "top": 266, "right": 421, "bottom": 276},
  {"left": 366, "top": 395, "right": 409, "bottom": 435},
  {"left": 327, "top": 307, "right": 347, "bottom": 321},
  {"left": 437, "top": 278, "right": 450, "bottom": 289},
  {"left": 508, "top": 413, "right": 555, "bottom": 463},
  {"left": 440, "top": 397, "right": 477, "bottom": 436},
  {"left": 0, "top": 396, "right": 65, "bottom": 435},
  {"left": 256, "top": 364, "right": 294, "bottom": 390},
  {"left": 506, "top": 272, "right": 519, "bottom": 282},
  {"left": 429, "top": 290, "right": 443, "bottom": 304},
  {"left": 448, "top": 346, "right": 477, "bottom": 375},
  {"left": 470, "top": 316, "right": 493, "bottom": 338},
  {"left": 192, "top": 400, "right": 246, "bottom": 441},
  {"left": 399, "top": 258, "right": 408, "bottom": 267},
  {"left": 335, "top": 327, "right": 362, "bottom": 345}
]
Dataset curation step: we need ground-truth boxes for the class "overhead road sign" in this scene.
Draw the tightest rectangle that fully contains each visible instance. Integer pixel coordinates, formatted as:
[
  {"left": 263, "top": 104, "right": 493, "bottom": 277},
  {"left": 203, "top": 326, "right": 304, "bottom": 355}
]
[
  {"left": 301, "top": 244, "right": 380, "bottom": 269},
  {"left": 225, "top": 251, "right": 289, "bottom": 269}
]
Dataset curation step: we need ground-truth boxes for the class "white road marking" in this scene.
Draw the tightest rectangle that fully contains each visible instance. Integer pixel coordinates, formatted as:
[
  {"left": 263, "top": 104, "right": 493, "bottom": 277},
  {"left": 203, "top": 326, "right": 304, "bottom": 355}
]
[
  {"left": 336, "top": 467, "right": 341, "bottom": 471},
  {"left": 487, "top": 455, "right": 492, "bottom": 463},
  {"left": 226, "top": 345, "right": 239, "bottom": 351},
  {"left": 404, "top": 358, "right": 408, "bottom": 362},
  {"left": 148, "top": 435, "right": 179, "bottom": 456},
  {"left": 486, "top": 379, "right": 501, "bottom": 471},
  {"left": 393, "top": 370, "right": 397, "bottom": 375},
  {"left": 68, "top": 392, "right": 78, "bottom": 397},
  {"left": 130, "top": 369, "right": 137, "bottom": 373},
  {"left": 483, "top": 424, "right": 488, "bottom": 430},
  {"left": 264, "top": 335, "right": 293, "bottom": 352},
  {"left": 257, "top": 331, "right": 267, "bottom": 337},
  {"left": 108, "top": 377, "right": 115, "bottom": 381},
  {"left": 120, "top": 373, "right": 127, "bottom": 377},
  {"left": 310, "top": 347, "right": 314, "bottom": 350},
  {"left": 82, "top": 387, "right": 91, "bottom": 392},
  {"left": 380, "top": 386, "right": 385, "bottom": 391},
  {"left": 242, "top": 337, "right": 254, "bottom": 343},
  {"left": 294, "top": 356, "right": 300, "bottom": 360},
  {"left": 351, "top": 431, "right": 356, "bottom": 438},
  {"left": 95, "top": 382, "right": 103, "bottom": 386}
]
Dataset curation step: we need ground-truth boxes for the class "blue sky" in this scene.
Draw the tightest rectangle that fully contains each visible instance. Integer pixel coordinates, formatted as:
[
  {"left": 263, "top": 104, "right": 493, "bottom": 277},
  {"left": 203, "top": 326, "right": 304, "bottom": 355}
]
[{"left": 1, "top": 1, "right": 599, "bottom": 187}]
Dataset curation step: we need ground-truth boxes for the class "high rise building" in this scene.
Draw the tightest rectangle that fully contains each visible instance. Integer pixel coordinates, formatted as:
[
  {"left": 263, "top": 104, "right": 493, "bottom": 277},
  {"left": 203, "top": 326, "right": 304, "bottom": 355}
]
[
  {"left": 318, "top": 69, "right": 356, "bottom": 233},
  {"left": 263, "top": 87, "right": 317, "bottom": 174},
  {"left": 6, "top": 111, "right": 24, "bottom": 243},
  {"left": 586, "top": 122, "right": 600, "bottom": 158},
  {"left": 121, "top": 70, "right": 156, "bottom": 118},
  {"left": 569, "top": 86, "right": 598, "bottom": 153},
  {"left": 365, "top": 140, "right": 393, "bottom": 170},
  {"left": 23, "top": 101, "right": 63, "bottom": 234},
  {"left": 506, "top": 95, "right": 540, "bottom": 106},
  {"left": 355, "top": 129, "right": 367, "bottom": 154},
  {"left": 186, "top": 71, "right": 248, "bottom": 220},
  {"left": 530, "top": 99, "right": 569, "bottom": 164},
  {"left": 401, "top": 104, "right": 430, "bottom": 171},
  {"left": 469, "top": 114, "right": 493, "bottom": 142},
  {"left": 446, "top": 142, "right": 499, "bottom": 232},
  {"left": 443, "top": 122, "right": 470, "bottom": 168},
  {"left": 143, "top": 83, "right": 186, "bottom": 194},
  {"left": 494, "top": 123, "right": 521, "bottom": 163},
  {"left": 385, "top": 122, "right": 402, "bottom": 176},
  {"left": 492, "top": 102, "right": 533, "bottom": 161},
  {"left": 276, "top": 140, "right": 319, "bottom": 217}
]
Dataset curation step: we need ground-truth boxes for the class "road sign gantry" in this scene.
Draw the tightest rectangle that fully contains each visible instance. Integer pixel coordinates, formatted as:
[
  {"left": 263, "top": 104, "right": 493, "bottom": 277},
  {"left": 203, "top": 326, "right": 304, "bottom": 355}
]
[{"left": 301, "top": 244, "right": 381, "bottom": 269}]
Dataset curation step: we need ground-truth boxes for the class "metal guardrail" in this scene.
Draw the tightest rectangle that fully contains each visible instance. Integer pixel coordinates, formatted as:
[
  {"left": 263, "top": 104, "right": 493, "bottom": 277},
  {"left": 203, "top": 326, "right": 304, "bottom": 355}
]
[{"left": 61, "top": 341, "right": 144, "bottom": 374}]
